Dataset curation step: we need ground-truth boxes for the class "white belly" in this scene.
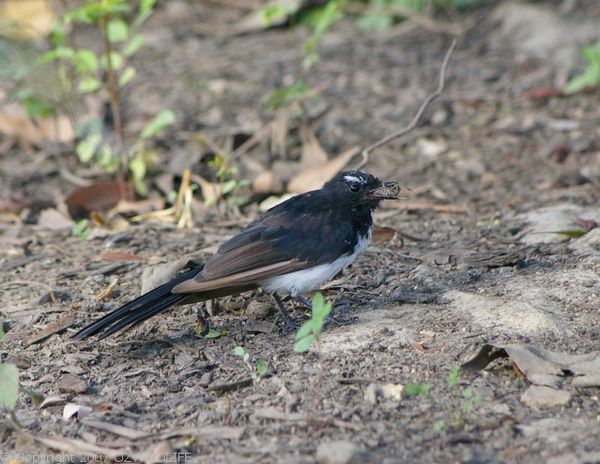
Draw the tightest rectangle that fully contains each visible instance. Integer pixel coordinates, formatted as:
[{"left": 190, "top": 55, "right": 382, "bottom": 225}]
[{"left": 260, "top": 228, "right": 372, "bottom": 297}]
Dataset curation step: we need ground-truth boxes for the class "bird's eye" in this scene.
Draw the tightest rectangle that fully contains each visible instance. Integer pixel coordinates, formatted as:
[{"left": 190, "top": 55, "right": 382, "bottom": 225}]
[{"left": 350, "top": 184, "right": 360, "bottom": 193}]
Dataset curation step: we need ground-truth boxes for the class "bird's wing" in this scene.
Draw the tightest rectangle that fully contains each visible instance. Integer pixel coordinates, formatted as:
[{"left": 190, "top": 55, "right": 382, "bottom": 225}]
[{"left": 172, "top": 199, "right": 356, "bottom": 294}]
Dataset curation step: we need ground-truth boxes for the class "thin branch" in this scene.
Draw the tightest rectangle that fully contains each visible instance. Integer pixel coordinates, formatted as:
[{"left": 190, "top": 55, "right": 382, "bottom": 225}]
[
  {"left": 100, "top": 16, "right": 127, "bottom": 200},
  {"left": 355, "top": 38, "right": 457, "bottom": 170}
]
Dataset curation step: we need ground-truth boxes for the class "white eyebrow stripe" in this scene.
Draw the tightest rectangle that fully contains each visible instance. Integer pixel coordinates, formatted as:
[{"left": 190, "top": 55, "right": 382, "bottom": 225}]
[{"left": 344, "top": 175, "right": 365, "bottom": 184}]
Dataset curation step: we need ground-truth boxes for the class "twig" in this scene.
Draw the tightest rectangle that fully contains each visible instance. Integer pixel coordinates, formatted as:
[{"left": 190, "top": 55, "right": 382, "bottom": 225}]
[
  {"left": 100, "top": 16, "right": 126, "bottom": 199},
  {"left": 355, "top": 38, "right": 457, "bottom": 170},
  {"left": 6, "top": 411, "right": 133, "bottom": 460}
]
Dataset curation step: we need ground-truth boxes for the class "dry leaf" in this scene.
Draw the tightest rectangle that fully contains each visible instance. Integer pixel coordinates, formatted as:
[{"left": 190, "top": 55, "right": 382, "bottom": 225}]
[
  {"left": 231, "top": 0, "right": 304, "bottom": 35},
  {"left": 98, "top": 252, "right": 146, "bottom": 262},
  {"left": 25, "top": 315, "right": 75, "bottom": 346},
  {"left": 0, "top": 103, "right": 74, "bottom": 146},
  {"left": 462, "top": 343, "right": 600, "bottom": 388},
  {"left": 96, "top": 277, "right": 119, "bottom": 301},
  {"left": 0, "top": 0, "right": 56, "bottom": 39},
  {"left": 65, "top": 181, "right": 123, "bottom": 219},
  {"left": 253, "top": 170, "right": 284, "bottom": 194},
  {"left": 373, "top": 225, "right": 396, "bottom": 243},
  {"left": 195, "top": 176, "right": 222, "bottom": 205},
  {"left": 62, "top": 403, "right": 92, "bottom": 422},
  {"left": 287, "top": 146, "right": 359, "bottom": 194},
  {"left": 299, "top": 123, "right": 328, "bottom": 167}
]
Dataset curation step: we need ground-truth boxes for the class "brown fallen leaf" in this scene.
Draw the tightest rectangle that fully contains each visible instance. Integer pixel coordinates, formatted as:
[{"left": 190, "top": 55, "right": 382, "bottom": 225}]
[
  {"left": 98, "top": 251, "right": 146, "bottom": 262},
  {"left": 299, "top": 123, "right": 328, "bottom": 167},
  {"left": 523, "top": 86, "right": 563, "bottom": 101},
  {"left": 287, "top": 146, "right": 360, "bottom": 194},
  {"left": 462, "top": 343, "right": 600, "bottom": 388},
  {"left": 96, "top": 277, "right": 119, "bottom": 301},
  {"left": 0, "top": 0, "right": 56, "bottom": 39},
  {"left": 26, "top": 314, "right": 75, "bottom": 346},
  {"left": 373, "top": 225, "right": 396, "bottom": 243},
  {"left": 65, "top": 181, "right": 124, "bottom": 219},
  {"left": 0, "top": 103, "right": 73, "bottom": 146},
  {"left": 384, "top": 201, "right": 468, "bottom": 213}
]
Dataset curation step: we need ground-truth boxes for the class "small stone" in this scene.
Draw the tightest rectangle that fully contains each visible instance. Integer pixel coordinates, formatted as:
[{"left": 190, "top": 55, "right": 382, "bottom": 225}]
[
  {"left": 245, "top": 300, "right": 275, "bottom": 319},
  {"left": 364, "top": 383, "right": 404, "bottom": 405},
  {"left": 57, "top": 374, "right": 88, "bottom": 394},
  {"left": 315, "top": 440, "right": 365, "bottom": 464},
  {"left": 521, "top": 385, "right": 571, "bottom": 408}
]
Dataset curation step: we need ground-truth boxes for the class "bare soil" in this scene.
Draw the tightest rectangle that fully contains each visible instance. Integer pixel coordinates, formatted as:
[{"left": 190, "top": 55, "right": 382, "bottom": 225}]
[{"left": 1, "top": 1, "right": 600, "bottom": 463}]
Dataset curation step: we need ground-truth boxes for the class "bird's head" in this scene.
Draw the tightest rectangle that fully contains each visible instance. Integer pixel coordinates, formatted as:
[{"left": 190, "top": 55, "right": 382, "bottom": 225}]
[{"left": 323, "top": 170, "right": 401, "bottom": 208}]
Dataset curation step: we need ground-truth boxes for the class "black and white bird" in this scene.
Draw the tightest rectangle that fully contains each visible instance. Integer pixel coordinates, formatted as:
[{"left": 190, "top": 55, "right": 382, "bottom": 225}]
[{"left": 73, "top": 170, "right": 401, "bottom": 340}]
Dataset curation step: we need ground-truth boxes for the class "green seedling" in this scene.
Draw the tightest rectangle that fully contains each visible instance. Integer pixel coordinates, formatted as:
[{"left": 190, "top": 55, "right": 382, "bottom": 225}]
[
  {"left": 234, "top": 346, "right": 268, "bottom": 382},
  {"left": 72, "top": 219, "right": 92, "bottom": 239},
  {"left": 565, "top": 39, "right": 600, "bottom": 95},
  {"left": 404, "top": 382, "right": 432, "bottom": 397},
  {"left": 293, "top": 292, "right": 332, "bottom": 353}
]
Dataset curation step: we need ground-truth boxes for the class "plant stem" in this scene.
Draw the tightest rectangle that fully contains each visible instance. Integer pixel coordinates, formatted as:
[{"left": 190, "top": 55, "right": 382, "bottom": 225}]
[{"left": 100, "top": 15, "right": 127, "bottom": 199}]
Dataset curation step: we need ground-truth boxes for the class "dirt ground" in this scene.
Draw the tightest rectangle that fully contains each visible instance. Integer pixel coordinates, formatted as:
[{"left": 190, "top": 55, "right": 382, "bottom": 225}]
[{"left": 2, "top": 1, "right": 600, "bottom": 463}]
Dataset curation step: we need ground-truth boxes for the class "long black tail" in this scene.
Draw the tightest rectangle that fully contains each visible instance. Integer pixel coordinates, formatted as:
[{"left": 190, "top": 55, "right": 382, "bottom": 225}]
[{"left": 72, "top": 266, "right": 203, "bottom": 340}]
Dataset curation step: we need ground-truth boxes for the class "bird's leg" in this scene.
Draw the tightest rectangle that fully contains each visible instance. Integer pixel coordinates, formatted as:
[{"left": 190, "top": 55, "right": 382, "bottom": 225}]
[
  {"left": 292, "top": 295, "right": 312, "bottom": 310},
  {"left": 195, "top": 306, "right": 210, "bottom": 337},
  {"left": 272, "top": 294, "right": 297, "bottom": 330}
]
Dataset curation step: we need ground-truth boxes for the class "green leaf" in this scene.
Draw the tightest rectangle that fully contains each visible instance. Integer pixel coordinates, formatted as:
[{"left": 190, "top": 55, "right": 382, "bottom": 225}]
[
  {"left": 263, "top": 84, "right": 311, "bottom": 110},
  {"left": 259, "top": 4, "right": 290, "bottom": 27},
  {"left": 0, "top": 363, "right": 19, "bottom": 410},
  {"left": 72, "top": 219, "right": 91, "bottom": 239},
  {"left": 0, "top": 325, "right": 4, "bottom": 341},
  {"left": 118, "top": 66, "right": 136, "bottom": 87},
  {"left": 65, "top": 1, "right": 130, "bottom": 24},
  {"left": 107, "top": 18, "right": 128, "bottom": 42},
  {"left": 140, "top": 0, "right": 157, "bottom": 14},
  {"left": 124, "top": 34, "right": 145, "bottom": 57},
  {"left": 312, "top": 292, "right": 332, "bottom": 321},
  {"left": 405, "top": 383, "right": 431, "bottom": 397},
  {"left": 433, "top": 420, "right": 446, "bottom": 432},
  {"left": 256, "top": 359, "right": 268, "bottom": 376},
  {"left": 134, "top": 0, "right": 157, "bottom": 27},
  {"left": 221, "top": 179, "right": 237, "bottom": 195},
  {"left": 356, "top": 12, "right": 393, "bottom": 31},
  {"left": 129, "top": 157, "right": 147, "bottom": 196},
  {"left": 20, "top": 386, "right": 44, "bottom": 407},
  {"left": 234, "top": 346, "right": 245, "bottom": 357},
  {"left": 448, "top": 365, "right": 460, "bottom": 386},
  {"left": 24, "top": 97, "right": 53, "bottom": 119},
  {"left": 38, "top": 46, "right": 75, "bottom": 63},
  {"left": 76, "top": 133, "right": 101, "bottom": 162},
  {"left": 293, "top": 335, "right": 315, "bottom": 353},
  {"left": 100, "top": 51, "right": 124, "bottom": 70},
  {"left": 78, "top": 76, "right": 102, "bottom": 94},
  {"left": 75, "top": 49, "right": 98, "bottom": 73},
  {"left": 203, "top": 328, "right": 225, "bottom": 339},
  {"left": 295, "top": 320, "right": 314, "bottom": 340},
  {"left": 141, "top": 109, "right": 176, "bottom": 139}
]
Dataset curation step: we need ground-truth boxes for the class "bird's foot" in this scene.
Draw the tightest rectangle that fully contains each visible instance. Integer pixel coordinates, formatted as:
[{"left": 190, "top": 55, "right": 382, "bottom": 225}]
[
  {"left": 273, "top": 294, "right": 299, "bottom": 331},
  {"left": 326, "top": 298, "right": 357, "bottom": 326},
  {"left": 325, "top": 313, "right": 359, "bottom": 326}
]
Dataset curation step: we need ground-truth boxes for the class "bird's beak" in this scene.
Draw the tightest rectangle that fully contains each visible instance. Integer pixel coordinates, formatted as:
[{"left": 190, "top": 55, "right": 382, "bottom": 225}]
[{"left": 367, "top": 181, "right": 402, "bottom": 200}]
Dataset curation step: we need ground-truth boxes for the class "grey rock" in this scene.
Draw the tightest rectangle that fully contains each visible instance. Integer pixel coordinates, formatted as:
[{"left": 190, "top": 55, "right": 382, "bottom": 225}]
[{"left": 316, "top": 440, "right": 366, "bottom": 464}]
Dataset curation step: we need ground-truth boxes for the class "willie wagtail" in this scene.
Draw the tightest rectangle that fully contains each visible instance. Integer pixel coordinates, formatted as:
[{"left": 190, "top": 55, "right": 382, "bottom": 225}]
[{"left": 73, "top": 170, "right": 401, "bottom": 340}]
